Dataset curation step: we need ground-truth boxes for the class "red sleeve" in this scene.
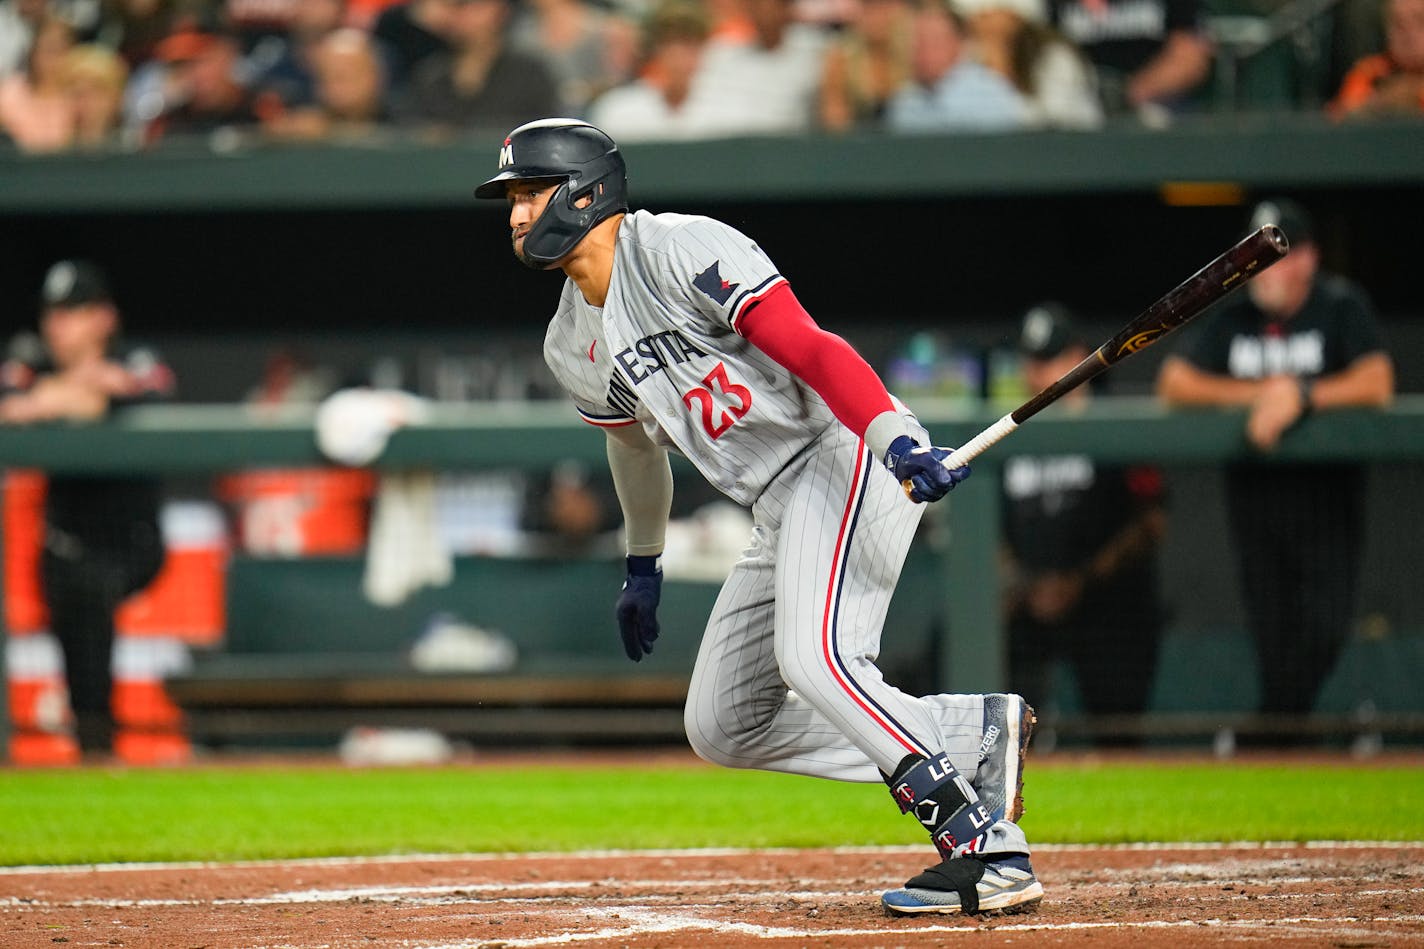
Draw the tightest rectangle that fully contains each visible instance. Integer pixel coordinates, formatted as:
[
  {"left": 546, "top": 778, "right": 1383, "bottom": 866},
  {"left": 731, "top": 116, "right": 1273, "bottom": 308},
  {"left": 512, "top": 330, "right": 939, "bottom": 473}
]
[{"left": 738, "top": 283, "right": 894, "bottom": 438}]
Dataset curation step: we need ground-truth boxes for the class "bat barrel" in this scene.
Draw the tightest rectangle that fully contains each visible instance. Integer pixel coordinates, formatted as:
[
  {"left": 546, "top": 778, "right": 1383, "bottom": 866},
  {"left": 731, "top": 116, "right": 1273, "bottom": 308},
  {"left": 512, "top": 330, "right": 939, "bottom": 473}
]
[
  {"left": 1097, "top": 223, "right": 1288, "bottom": 360},
  {"left": 1008, "top": 224, "right": 1289, "bottom": 426}
]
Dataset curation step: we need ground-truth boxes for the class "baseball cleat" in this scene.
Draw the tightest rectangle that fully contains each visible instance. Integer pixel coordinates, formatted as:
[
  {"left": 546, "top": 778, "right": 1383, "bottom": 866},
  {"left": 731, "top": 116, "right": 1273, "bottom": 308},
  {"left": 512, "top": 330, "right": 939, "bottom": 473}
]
[
  {"left": 974, "top": 694, "right": 1036, "bottom": 824},
  {"left": 882, "top": 854, "right": 1044, "bottom": 916}
]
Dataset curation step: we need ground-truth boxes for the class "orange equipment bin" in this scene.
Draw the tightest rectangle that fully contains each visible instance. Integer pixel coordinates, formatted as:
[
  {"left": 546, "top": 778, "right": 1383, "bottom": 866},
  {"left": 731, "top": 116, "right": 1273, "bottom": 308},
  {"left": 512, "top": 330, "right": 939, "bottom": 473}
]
[{"left": 215, "top": 467, "right": 376, "bottom": 556}]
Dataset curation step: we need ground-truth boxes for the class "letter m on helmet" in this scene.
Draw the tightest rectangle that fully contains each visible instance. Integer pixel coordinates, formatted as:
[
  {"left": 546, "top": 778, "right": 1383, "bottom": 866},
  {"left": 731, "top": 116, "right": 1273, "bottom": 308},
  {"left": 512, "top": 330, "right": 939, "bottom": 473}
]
[{"left": 498, "top": 139, "right": 514, "bottom": 168}]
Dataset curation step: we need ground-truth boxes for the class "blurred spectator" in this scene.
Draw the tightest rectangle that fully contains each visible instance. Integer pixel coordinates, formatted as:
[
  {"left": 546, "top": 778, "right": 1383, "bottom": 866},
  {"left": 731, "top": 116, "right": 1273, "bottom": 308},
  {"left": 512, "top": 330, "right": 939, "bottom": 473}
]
[
  {"left": 586, "top": 0, "right": 711, "bottom": 141},
  {"left": 247, "top": 0, "right": 349, "bottom": 110},
  {"left": 1328, "top": 0, "right": 1424, "bottom": 120},
  {"left": 1049, "top": 0, "right": 1212, "bottom": 123},
  {"left": 63, "top": 41, "right": 129, "bottom": 148},
  {"left": 141, "top": 21, "right": 272, "bottom": 143},
  {"left": 1000, "top": 303, "right": 1167, "bottom": 732},
  {"left": 958, "top": 0, "right": 1103, "bottom": 129},
  {"left": 817, "top": 0, "right": 913, "bottom": 132},
  {"left": 883, "top": 0, "right": 1030, "bottom": 132},
  {"left": 370, "top": 0, "right": 453, "bottom": 92},
  {"left": 682, "top": 0, "right": 829, "bottom": 136},
  {"left": 0, "top": 0, "right": 46, "bottom": 78},
  {"left": 262, "top": 25, "right": 389, "bottom": 139},
  {"left": 0, "top": 15, "right": 76, "bottom": 152},
  {"left": 88, "top": 0, "right": 179, "bottom": 70},
  {"left": 1327, "top": 0, "right": 1387, "bottom": 98},
  {"left": 509, "top": 0, "right": 638, "bottom": 114},
  {"left": 394, "top": 0, "right": 558, "bottom": 135},
  {"left": 0, "top": 260, "right": 175, "bottom": 760},
  {"left": 1155, "top": 198, "right": 1395, "bottom": 725}
]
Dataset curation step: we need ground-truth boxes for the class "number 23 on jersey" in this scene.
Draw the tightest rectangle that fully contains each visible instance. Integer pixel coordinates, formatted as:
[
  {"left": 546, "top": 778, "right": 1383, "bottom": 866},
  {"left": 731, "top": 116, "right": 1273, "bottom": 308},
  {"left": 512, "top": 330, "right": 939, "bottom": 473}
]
[{"left": 682, "top": 362, "right": 752, "bottom": 439}]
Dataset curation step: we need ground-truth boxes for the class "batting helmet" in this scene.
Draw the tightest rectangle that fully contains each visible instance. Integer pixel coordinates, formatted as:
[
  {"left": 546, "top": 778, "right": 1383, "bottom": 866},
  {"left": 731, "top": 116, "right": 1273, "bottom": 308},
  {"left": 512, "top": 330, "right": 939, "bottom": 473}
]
[{"left": 475, "top": 118, "right": 628, "bottom": 268}]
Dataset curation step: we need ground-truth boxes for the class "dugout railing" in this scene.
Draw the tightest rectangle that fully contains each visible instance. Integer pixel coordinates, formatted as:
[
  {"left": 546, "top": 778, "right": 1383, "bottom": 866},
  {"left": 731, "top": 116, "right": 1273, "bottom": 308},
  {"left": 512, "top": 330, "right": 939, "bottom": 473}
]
[{"left": 2, "top": 396, "right": 1423, "bottom": 758}]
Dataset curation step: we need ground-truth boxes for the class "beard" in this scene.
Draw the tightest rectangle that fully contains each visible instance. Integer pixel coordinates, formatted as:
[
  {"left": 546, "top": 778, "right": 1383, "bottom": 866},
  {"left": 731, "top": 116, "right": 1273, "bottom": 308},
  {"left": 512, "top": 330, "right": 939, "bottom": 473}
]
[
  {"left": 512, "top": 232, "right": 540, "bottom": 270},
  {"left": 513, "top": 232, "right": 564, "bottom": 271}
]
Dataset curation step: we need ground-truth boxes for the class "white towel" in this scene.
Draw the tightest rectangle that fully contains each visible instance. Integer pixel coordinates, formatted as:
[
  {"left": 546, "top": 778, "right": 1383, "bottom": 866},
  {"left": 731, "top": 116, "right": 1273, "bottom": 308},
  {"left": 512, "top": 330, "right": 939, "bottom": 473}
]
[
  {"left": 312, "top": 388, "right": 453, "bottom": 606},
  {"left": 363, "top": 468, "right": 453, "bottom": 607}
]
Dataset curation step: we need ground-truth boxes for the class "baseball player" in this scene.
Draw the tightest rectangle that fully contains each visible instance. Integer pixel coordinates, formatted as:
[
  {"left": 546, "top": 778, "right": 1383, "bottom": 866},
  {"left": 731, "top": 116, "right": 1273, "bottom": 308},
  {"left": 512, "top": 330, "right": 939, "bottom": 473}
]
[{"left": 476, "top": 118, "right": 1042, "bottom": 916}]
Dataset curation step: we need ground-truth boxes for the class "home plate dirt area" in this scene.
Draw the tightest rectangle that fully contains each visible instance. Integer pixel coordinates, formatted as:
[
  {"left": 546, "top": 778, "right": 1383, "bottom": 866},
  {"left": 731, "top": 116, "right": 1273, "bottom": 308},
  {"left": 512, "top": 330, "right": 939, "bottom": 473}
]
[{"left": 2, "top": 842, "right": 1421, "bottom": 948}]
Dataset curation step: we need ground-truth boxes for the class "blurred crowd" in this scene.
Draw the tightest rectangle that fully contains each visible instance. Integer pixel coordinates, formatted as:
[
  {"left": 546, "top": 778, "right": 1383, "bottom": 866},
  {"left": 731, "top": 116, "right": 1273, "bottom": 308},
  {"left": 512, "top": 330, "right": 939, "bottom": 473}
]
[{"left": 0, "top": 0, "right": 1418, "bottom": 153}]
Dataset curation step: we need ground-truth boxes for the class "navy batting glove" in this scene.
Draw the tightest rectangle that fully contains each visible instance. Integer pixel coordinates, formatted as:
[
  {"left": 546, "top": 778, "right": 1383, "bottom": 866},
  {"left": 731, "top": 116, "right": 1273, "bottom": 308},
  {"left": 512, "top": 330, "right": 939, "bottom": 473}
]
[
  {"left": 616, "top": 555, "right": 662, "bottom": 662},
  {"left": 884, "top": 435, "right": 971, "bottom": 504}
]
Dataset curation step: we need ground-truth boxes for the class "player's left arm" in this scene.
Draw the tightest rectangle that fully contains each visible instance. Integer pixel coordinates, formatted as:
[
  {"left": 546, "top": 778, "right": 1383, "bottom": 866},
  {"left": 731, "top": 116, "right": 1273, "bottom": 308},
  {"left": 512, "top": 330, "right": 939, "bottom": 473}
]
[
  {"left": 605, "top": 421, "right": 673, "bottom": 661},
  {"left": 605, "top": 422, "right": 673, "bottom": 557},
  {"left": 737, "top": 284, "right": 969, "bottom": 502}
]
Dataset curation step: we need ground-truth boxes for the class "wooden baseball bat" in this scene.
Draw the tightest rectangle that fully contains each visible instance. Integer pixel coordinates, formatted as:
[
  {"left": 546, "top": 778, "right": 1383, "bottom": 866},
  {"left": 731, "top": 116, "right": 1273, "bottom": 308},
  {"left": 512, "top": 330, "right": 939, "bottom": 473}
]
[{"left": 941, "top": 223, "right": 1290, "bottom": 469}]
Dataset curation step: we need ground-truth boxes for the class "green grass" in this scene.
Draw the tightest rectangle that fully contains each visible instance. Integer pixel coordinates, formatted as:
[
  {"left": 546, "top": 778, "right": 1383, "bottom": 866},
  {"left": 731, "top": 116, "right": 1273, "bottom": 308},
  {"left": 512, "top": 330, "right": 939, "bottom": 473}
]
[{"left": 1, "top": 758, "right": 1421, "bottom": 866}]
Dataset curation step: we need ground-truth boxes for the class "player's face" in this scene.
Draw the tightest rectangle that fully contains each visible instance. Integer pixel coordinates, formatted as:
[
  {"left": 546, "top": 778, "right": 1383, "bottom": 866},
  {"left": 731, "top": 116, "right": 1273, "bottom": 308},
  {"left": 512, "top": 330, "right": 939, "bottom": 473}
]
[{"left": 506, "top": 180, "right": 557, "bottom": 265}]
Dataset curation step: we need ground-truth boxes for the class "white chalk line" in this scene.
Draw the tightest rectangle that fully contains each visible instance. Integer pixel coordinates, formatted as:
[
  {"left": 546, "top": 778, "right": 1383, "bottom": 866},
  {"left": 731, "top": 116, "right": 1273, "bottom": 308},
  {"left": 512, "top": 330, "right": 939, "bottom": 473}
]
[
  {"left": 400, "top": 908, "right": 1424, "bottom": 949},
  {"left": 4, "top": 878, "right": 1419, "bottom": 911},
  {"left": 2, "top": 840, "right": 1420, "bottom": 876}
]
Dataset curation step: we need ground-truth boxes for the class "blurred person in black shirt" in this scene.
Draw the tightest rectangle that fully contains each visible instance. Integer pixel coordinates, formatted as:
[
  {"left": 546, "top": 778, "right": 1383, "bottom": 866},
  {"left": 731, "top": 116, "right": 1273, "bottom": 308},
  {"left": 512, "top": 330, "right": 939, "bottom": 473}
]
[
  {"left": 1157, "top": 198, "right": 1395, "bottom": 724},
  {"left": 1, "top": 259, "right": 175, "bottom": 758},
  {"left": 142, "top": 21, "right": 271, "bottom": 143},
  {"left": 371, "top": 0, "right": 455, "bottom": 92},
  {"left": 393, "top": 0, "right": 558, "bottom": 135},
  {"left": 1048, "top": 0, "right": 1211, "bottom": 121},
  {"left": 1001, "top": 303, "right": 1168, "bottom": 736}
]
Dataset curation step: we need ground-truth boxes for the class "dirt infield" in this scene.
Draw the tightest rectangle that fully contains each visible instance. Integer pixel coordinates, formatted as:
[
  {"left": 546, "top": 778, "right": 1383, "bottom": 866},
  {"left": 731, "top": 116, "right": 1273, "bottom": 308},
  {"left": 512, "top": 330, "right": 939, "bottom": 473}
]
[{"left": 3, "top": 841, "right": 1422, "bottom": 948}]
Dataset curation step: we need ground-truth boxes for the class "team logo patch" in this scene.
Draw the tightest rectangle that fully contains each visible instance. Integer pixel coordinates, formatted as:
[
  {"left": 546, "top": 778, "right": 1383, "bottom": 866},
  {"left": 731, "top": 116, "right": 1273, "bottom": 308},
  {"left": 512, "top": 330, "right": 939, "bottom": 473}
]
[{"left": 693, "top": 261, "right": 739, "bottom": 306}]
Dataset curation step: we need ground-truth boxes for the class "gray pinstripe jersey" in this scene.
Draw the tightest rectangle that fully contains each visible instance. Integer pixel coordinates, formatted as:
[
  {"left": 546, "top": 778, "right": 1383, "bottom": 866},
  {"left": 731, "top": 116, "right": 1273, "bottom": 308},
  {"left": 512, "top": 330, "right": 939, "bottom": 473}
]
[{"left": 543, "top": 210, "right": 837, "bottom": 506}]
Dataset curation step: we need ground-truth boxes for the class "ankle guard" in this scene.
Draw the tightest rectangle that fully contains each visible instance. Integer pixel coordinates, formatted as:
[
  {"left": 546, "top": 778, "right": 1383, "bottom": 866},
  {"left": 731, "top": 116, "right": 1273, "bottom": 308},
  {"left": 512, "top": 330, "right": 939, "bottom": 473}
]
[{"left": 886, "top": 753, "right": 994, "bottom": 859}]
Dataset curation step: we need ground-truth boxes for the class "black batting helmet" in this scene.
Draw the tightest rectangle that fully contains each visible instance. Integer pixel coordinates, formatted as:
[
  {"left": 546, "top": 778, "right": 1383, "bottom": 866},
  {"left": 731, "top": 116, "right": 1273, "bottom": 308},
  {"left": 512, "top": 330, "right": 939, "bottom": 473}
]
[{"left": 475, "top": 118, "right": 629, "bottom": 268}]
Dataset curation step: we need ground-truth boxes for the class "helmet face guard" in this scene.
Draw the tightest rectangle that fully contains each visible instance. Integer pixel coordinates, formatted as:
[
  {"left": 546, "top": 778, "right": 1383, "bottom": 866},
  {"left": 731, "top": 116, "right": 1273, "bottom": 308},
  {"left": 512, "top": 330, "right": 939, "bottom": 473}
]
[{"left": 476, "top": 119, "right": 629, "bottom": 268}]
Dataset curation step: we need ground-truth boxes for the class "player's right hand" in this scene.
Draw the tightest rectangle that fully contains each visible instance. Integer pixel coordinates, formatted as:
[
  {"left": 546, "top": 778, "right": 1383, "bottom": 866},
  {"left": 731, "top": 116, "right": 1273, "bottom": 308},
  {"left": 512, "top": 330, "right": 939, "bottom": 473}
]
[
  {"left": 884, "top": 435, "right": 971, "bottom": 504},
  {"left": 616, "top": 555, "right": 662, "bottom": 661}
]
